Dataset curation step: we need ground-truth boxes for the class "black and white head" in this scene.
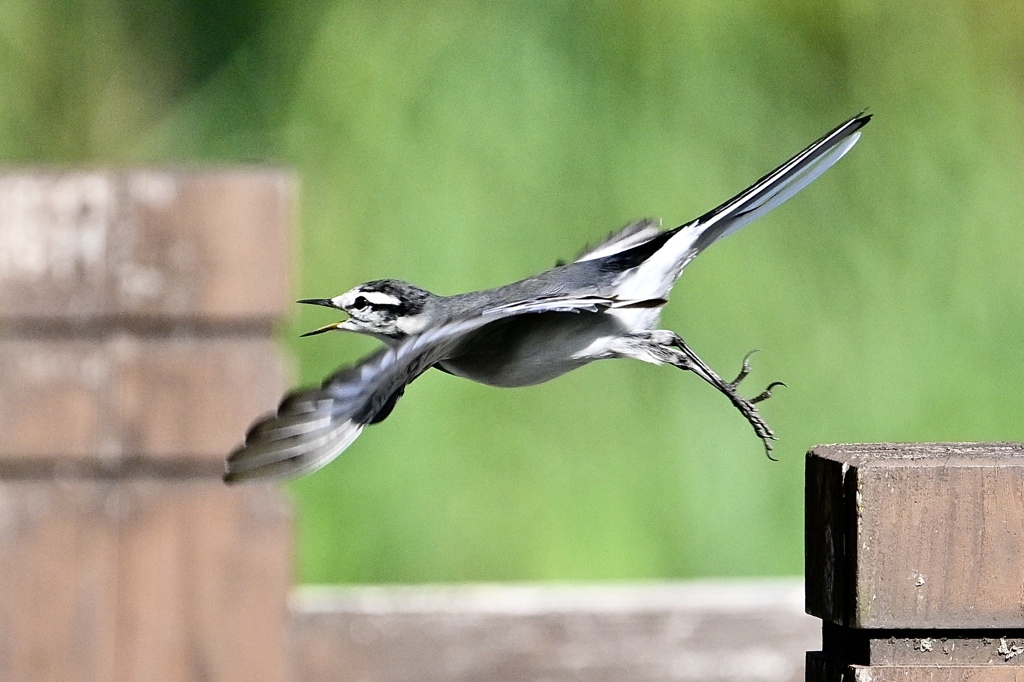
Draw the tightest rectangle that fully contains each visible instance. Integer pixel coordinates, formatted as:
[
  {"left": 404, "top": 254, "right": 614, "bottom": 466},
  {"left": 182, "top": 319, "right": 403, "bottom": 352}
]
[{"left": 299, "top": 279, "right": 435, "bottom": 343}]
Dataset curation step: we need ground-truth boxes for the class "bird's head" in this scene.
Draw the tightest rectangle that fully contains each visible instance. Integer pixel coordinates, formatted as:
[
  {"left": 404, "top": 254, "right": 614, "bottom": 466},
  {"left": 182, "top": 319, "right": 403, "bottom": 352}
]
[{"left": 298, "top": 279, "right": 434, "bottom": 343}]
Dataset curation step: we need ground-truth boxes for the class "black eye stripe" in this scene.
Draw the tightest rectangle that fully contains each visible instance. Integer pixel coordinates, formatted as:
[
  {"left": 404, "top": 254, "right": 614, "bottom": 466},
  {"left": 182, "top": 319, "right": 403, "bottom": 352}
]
[{"left": 352, "top": 296, "right": 407, "bottom": 313}]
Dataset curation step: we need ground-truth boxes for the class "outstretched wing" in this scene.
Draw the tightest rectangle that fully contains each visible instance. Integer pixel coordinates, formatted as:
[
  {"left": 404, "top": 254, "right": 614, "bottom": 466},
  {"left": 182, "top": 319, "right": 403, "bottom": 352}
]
[{"left": 224, "top": 293, "right": 617, "bottom": 483}]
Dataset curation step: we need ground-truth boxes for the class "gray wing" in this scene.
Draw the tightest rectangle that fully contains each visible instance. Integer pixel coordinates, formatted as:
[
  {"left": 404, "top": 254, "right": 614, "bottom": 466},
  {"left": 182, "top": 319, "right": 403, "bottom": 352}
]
[
  {"left": 572, "top": 218, "right": 663, "bottom": 263},
  {"left": 224, "top": 293, "right": 617, "bottom": 483}
]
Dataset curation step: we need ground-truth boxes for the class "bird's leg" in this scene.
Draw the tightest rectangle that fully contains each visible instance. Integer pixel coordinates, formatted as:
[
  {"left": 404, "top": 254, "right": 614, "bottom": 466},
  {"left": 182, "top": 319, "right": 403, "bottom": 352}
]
[
  {"left": 668, "top": 334, "right": 782, "bottom": 459},
  {"left": 622, "top": 331, "right": 782, "bottom": 459}
]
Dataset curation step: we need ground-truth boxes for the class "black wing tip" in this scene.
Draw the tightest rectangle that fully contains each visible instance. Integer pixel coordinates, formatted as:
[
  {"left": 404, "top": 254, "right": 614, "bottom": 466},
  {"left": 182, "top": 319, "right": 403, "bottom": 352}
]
[
  {"left": 222, "top": 467, "right": 282, "bottom": 485},
  {"left": 222, "top": 457, "right": 252, "bottom": 485},
  {"left": 616, "top": 297, "right": 669, "bottom": 309},
  {"left": 222, "top": 469, "right": 244, "bottom": 485},
  {"left": 222, "top": 446, "right": 304, "bottom": 485},
  {"left": 223, "top": 445, "right": 257, "bottom": 484}
]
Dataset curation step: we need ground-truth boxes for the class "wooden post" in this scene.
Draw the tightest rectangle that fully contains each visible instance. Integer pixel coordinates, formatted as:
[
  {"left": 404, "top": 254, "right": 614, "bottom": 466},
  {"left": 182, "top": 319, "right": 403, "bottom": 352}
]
[
  {"left": 0, "top": 171, "right": 294, "bottom": 682},
  {"left": 805, "top": 443, "right": 1024, "bottom": 681}
]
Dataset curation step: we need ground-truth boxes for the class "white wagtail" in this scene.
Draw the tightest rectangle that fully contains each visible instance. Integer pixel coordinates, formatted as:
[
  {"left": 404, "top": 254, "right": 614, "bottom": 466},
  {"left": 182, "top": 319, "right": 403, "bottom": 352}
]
[{"left": 224, "top": 113, "right": 870, "bottom": 484}]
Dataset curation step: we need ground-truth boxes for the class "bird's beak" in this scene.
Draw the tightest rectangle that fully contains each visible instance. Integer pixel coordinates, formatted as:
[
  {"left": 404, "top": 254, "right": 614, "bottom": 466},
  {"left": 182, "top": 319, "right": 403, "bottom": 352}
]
[
  {"left": 298, "top": 298, "right": 350, "bottom": 337},
  {"left": 297, "top": 298, "right": 341, "bottom": 309},
  {"left": 299, "top": 321, "right": 344, "bottom": 337}
]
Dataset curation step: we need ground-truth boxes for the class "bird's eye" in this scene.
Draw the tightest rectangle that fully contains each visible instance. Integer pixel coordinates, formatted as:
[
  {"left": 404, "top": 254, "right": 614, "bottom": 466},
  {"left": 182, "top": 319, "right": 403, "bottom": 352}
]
[{"left": 352, "top": 295, "right": 370, "bottom": 309}]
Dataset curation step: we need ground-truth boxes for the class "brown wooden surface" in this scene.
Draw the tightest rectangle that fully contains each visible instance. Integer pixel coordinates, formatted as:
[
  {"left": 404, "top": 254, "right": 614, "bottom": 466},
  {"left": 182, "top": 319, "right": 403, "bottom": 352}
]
[
  {"left": 0, "top": 170, "right": 292, "bottom": 322},
  {"left": 0, "top": 169, "right": 295, "bottom": 682},
  {"left": 818, "top": 622, "right": 1024, "bottom": 667},
  {"left": 808, "top": 653, "right": 1024, "bottom": 681},
  {"left": 291, "top": 580, "right": 817, "bottom": 682},
  {"left": 0, "top": 478, "right": 292, "bottom": 682},
  {"left": 805, "top": 442, "right": 1024, "bottom": 630},
  {"left": 0, "top": 337, "right": 288, "bottom": 464}
]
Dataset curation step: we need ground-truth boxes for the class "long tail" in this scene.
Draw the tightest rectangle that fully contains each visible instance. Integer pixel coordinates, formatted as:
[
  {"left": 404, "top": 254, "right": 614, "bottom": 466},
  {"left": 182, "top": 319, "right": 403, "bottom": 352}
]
[{"left": 612, "top": 113, "right": 870, "bottom": 299}]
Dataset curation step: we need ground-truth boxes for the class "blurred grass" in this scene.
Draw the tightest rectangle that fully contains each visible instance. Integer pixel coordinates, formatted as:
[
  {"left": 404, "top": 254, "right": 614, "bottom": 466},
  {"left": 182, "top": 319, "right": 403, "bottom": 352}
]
[{"left": 2, "top": 1, "right": 1024, "bottom": 583}]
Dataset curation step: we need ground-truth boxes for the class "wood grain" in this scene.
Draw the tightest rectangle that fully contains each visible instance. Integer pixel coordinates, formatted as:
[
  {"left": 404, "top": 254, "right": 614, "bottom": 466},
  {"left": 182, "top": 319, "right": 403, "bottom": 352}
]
[
  {"left": 0, "top": 169, "right": 295, "bottom": 682},
  {"left": 808, "top": 653, "right": 1024, "bottom": 681},
  {"left": 0, "top": 170, "right": 292, "bottom": 322},
  {"left": 291, "top": 581, "right": 818, "bottom": 682},
  {"left": 0, "top": 337, "right": 288, "bottom": 464},
  {"left": 806, "top": 443, "right": 1024, "bottom": 630},
  {"left": 0, "top": 479, "right": 292, "bottom": 682}
]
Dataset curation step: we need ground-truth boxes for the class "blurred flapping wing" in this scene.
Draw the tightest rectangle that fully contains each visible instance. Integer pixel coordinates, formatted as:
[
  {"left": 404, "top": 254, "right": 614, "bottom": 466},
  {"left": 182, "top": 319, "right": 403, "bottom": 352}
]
[{"left": 224, "top": 293, "right": 618, "bottom": 483}]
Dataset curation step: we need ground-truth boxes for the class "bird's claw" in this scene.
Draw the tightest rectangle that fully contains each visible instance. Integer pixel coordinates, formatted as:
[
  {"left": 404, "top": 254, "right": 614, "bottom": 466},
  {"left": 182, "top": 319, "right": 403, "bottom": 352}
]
[
  {"left": 751, "top": 381, "right": 787, "bottom": 405},
  {"left": 728, "top": 349, "right": 761, "bottom": 388}
]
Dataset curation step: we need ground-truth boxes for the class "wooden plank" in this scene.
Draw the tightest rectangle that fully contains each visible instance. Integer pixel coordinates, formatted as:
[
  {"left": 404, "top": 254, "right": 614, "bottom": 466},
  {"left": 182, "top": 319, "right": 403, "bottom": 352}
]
[
  {"left": 0, "top": 479, "right": 292, "bottom": 682},
  {"left": 0, "top": 481, "right": 117, "bottom": 681},
  {"left": 0, "top": 170, "right": 292, "bottom": 322},
  {"left": 115, "top": 481, "right": 293, "bottom": 682},
  {"left": 807, "top": 654, "right": 1024, "bottom": 681},
  {"left": 805, "top": 443, "right": 1024, "bottom": 630},
  {"left": 820, "top": 623, "right": 1024, "bottom": 666},
  {"left": 290, "top": 580, "right": 818, "bottom": 682},
  {"left": 0, "top": 337, "right": 287, "bottom": 464},
  {"left": 850, "top": 669, "right": 1024, "bottom": 682}
]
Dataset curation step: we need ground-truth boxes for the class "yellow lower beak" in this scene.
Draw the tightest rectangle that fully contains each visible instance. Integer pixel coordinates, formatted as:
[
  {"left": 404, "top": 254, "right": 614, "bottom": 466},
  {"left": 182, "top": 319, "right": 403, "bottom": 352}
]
[{"left": 300, "top": 321, "right": 343, "bottom": 337}]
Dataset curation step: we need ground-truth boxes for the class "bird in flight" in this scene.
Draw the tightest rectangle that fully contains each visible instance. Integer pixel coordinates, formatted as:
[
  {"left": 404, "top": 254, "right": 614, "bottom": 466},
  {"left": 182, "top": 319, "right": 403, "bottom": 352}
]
[{"left": 224, "top": 114, "right": 870, "bottom": 483}]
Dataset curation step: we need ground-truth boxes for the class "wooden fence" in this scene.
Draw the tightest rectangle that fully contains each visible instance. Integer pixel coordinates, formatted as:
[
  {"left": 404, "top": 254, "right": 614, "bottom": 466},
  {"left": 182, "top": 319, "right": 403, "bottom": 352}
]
[
  {"left": 0, "top": 171, "right": 293, "bottom": 680},
  {"left": 0, "top": 172, "right": 1021, "bottom": 681}
]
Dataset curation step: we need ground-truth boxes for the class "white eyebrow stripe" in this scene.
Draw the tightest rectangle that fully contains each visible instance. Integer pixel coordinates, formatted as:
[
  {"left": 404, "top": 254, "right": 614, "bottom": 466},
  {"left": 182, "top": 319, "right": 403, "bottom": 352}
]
[
  {"left": 360, "top": 291, "right": 403, "bottom": 306},
  {"left": 333, "top": 290, "right": 405, "bottom": 308}
]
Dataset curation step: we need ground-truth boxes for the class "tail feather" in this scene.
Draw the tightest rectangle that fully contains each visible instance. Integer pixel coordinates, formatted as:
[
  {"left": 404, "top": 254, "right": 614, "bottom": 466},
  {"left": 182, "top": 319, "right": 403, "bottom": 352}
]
[
  {"left": 613, "top": 113, "right": 870, "bottom": 300},
  {"left": 685, "top": 113, "right": 870, "bottom": 255}
]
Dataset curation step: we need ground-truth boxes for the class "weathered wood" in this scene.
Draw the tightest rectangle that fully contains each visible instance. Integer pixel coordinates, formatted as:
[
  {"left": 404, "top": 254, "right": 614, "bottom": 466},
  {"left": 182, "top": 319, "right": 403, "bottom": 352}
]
[
  {"left": 0, "top": 170, "right": 292, "bottom": 322},
  {"left": 820, "top": 623, "right": 1024, "bottom": 666},
  {"left": 808, "top": 653, "right": 1024, "bottom": 681},
  {"left": 290, "top": 580, "right": 818, "bottom": 682},
  {"left": 0, "top": 168, "right": 296, "bottom": 682},
  {"left": 0, "top": 337, "right": 287, "bottom": 464},
  {"left": 806, "top": 442, "right": 1024, "bottom": 630},
  {"left": 805, "top": 443, "right": 1024, "bottom": 681},
  {"left": 0, "top": 479, "right": 292, "bottom": 682}
]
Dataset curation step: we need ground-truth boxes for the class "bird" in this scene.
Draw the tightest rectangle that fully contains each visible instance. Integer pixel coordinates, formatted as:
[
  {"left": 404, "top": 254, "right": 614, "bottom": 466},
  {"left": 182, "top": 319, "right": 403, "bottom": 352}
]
[{"left": 224, "top": 113, "right": 870, "bottom": 484}]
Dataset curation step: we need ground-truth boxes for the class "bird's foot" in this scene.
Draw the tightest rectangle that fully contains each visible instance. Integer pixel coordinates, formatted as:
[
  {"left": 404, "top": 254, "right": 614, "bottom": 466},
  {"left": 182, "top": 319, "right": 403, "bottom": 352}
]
[
  {"left": 727, "top": 349, "right": 759, "bottom": 388},
  {"left": 668, "top": 338, "right": 783, "bottom": 460},
  {"left": 751, "top": 380, "right": 786, "bottom": 405},
  {"left": 727, "top": 349, "right": 787, "bottom": 404}
]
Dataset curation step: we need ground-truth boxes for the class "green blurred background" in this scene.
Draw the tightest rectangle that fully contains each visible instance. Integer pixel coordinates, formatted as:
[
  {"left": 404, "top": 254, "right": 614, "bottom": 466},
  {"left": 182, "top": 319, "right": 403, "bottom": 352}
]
[{"left": 4, "top": 1, "right": 1023, "bottom": 584}]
